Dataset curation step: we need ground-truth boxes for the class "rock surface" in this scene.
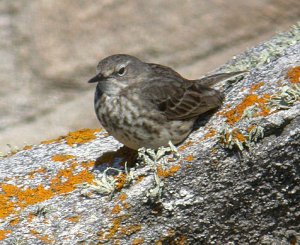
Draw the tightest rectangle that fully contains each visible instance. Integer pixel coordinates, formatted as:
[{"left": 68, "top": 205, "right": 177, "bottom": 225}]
[
  {"left": 0, "top": 25, "right": 299, "bottom": 244},
  {"left": 1, "top": 0, "right": 300, "bottom": 152}
]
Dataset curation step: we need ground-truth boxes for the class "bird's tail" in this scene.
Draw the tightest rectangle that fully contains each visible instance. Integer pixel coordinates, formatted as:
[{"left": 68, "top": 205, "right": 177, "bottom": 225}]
[{"left": 196, "top": 71, "right": 248, "bottom": 87}]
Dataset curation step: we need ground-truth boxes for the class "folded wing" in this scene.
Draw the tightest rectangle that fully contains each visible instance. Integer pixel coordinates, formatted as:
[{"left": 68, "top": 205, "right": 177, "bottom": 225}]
[{"left": 139, "top": 75, "right": 224, "bottom": 120}]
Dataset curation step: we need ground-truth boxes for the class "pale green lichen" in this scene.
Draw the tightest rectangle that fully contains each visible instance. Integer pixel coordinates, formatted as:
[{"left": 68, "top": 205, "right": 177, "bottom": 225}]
[
  {"left": 269, "top": 84, "right": 300, "bottom": 110},
  {"left": 137, "top": 141, "right": 180, "bottom": 202},
  {"left": 79, "top": 174, "right": 116, "bottom": 196},
  {"left": 77, "top": 162, "right": 134, "bottom": 198},
  {"left": 248, "top": 125, "right": 265, "bottom": 143},
  {"left": 219, "top": 125, "right": 265, "bottom": 151},
  {"left": 225, "top": 22, "right": 300, "bottom": 72},
  {"left": 219, "top": 84, "right": 299, "bottom": 151},
  {"left": 78, "top": 142, "right": 180, "bottom": 202},
  {"left": 242, "top": 104, "right": 261, "bottom": 119},
  {"left": 146, "top": 169, "right": 164, "bottom": 203},
  {"left": 137, "top": 141, "right": 180, "bottom": 167},
  {"left": 219, "top": 127, "right": 247, "bottom": 151}
]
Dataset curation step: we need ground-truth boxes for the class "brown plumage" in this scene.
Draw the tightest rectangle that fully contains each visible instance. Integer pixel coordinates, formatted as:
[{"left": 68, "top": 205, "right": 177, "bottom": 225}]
[{"left": 88, "top": 54, "right": 245, "bottom": 150}]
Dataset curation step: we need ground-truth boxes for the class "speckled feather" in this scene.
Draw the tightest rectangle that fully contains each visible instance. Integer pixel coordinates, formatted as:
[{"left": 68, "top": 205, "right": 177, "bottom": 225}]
[{"left": 89, "top": 54, "right": 245, "bottom": 149}]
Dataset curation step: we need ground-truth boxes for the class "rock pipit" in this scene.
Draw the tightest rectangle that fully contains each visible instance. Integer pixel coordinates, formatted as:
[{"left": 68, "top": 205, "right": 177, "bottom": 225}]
[{"left": 88, "top": 54, "right": 244, "bottom": 150}]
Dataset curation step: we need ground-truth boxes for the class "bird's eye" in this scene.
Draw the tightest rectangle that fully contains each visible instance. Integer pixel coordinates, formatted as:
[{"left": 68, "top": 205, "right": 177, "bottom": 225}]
[{"left": 117, "top": 67, "right": 126, "bottom": 76}]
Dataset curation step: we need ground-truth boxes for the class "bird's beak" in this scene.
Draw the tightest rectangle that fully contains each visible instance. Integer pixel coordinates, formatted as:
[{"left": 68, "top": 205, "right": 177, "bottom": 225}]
[{"left": 88, "top": 74, "right": 104, "bottom": 83}]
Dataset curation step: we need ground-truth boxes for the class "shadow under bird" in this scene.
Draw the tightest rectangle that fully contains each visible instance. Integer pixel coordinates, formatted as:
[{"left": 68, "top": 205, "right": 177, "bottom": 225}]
[{"left": 88, "top": 54, "right": 245, "bottom": 150}]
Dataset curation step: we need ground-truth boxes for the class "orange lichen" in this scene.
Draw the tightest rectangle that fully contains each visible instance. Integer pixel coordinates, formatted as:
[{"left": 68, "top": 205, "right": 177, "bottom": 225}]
[
  {"left": 2, "top": 184, "right": 53, "bottom": 209},
  {"left": 232, "top": 129, "right": 246, "bottom": 142},
  {"left": 222, "top": 94, "right": 271, "bottom": 125},
  {"left": 202, "top": 128, "right": 216, "bottom": 140},
  {"left": 30, "top": 230, "right": 52, "bottom": 244},
  {"left": 9, "top": 217, "right": 20, "bottom": 226},
  {"left": 157, "top": 165, "right": 181, "bottom": 178},
  {"left": 290, "top": 236, "right": 298, "bottom": 245},
  {"left": 135, "top": 175, "right": 145, "bottom": 184},
  {"left": 0, "top": 230, "right": 11, "bottom": 240},
  {"left": 250, "top": 82, "right": 264, "bottom": 93},
  {"left": 99, "top": 214, "right": 140, "bottom": 242},
  {"left": 27, "top": 212, "right": 35, "bottom": 222},
  {"left": 219, "top": 128, "right": 246, "bottom": 148},
  {"left": 123, "top": 202, "right": 130, "bottom": 210},
  {"left": 104, "top": 217, "right": 122, "bottom": 240},
  {"left": 81, "top": 161, "right": 96, "bottom": 168},
  {"left": 51, "top": 154, "right": 75, "bottom": 162},
  {"left": 0, "top": 189, "right": 19, "bottom": 219},
  {"left": 114, "top": 173, "right": 127, "bottom": 191},
  {"left": 111, "top": 204, "right": 122, "bottom": 215},
  {"left": 287, "top": 66, "right": 300, "bottom": 83},
  {"left": 132, "top": 237, "right": 145, "bottom": 245},
  {"left": 184, "top": 155, "right": 194, "bottom": 162},
  {"left": 166, "top": 228, "right": 176, "bottom": 237},
  {"left": 66, "top": 215, "right": 80, "bottom": 223},
  {"left": 178, "top": 141, "right": 194, "bottom": 151},
  {"left": 113, "top": 239, "right": 121, "bottom": 245},
  {"left": 50, "top": 165, "right": 94, "bottom": 194},
  {"left": 156, "top": 230, "right": 187, "bottom": 245},
  {"left": 39, "top": 235, "right": 52, "bottom": 244},
  {"left": 28, "top": 168, "right": 47, "bottom": 180},
  {"left": 119, "top": 224, "right": 142, "bottom": 236},
  {"left": 0, "top": 161, "right": 95, "bottom": 220},
  {"left": 247, "top": 124, "right": 256, "bottom": 133},
  {"left": 23, "top": 145, "right": 33, "bottom": 150},
  {"left": 118, "top": 193, "right": 127, "bottom": 202},
  {"left": 64, "top": 128, "right": 101, "bottom": 146},
  {"left": 41, "top": 128, "right": 101, "bottom": 146},
  {"left": 97, "top": 230, "right": 104, "bottom": 238},
  {"left": 221, "top": 129, "right": 246, "bottom": 143},
  {"left": 41, "top": 137, "right": 61, "bottom": 145},
  {"left": 176, "top": 235, "right": 188, "bottom": 245}
]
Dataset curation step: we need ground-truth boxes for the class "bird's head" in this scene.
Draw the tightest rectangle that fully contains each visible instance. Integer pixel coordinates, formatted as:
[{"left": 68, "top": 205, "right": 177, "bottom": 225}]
[{"left": 88, "top": 54, "right": 149, "bottom": 96}]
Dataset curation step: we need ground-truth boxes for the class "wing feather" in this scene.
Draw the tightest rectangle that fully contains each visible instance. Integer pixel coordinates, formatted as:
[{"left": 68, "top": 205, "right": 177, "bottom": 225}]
[{"left": 123, "top": 64, "right": 243, "bottom": 121}]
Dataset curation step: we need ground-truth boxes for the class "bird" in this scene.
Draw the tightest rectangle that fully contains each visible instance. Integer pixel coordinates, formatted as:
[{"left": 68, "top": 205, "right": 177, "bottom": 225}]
[{"left": 88, "top": 54, "right": 245, "bottom": 150}]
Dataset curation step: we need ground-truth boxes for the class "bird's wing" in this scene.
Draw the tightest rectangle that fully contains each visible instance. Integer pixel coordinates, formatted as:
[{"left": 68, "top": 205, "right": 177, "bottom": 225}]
[{"left": 137, "top": 74, "right": 224, "bottom": 121}]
